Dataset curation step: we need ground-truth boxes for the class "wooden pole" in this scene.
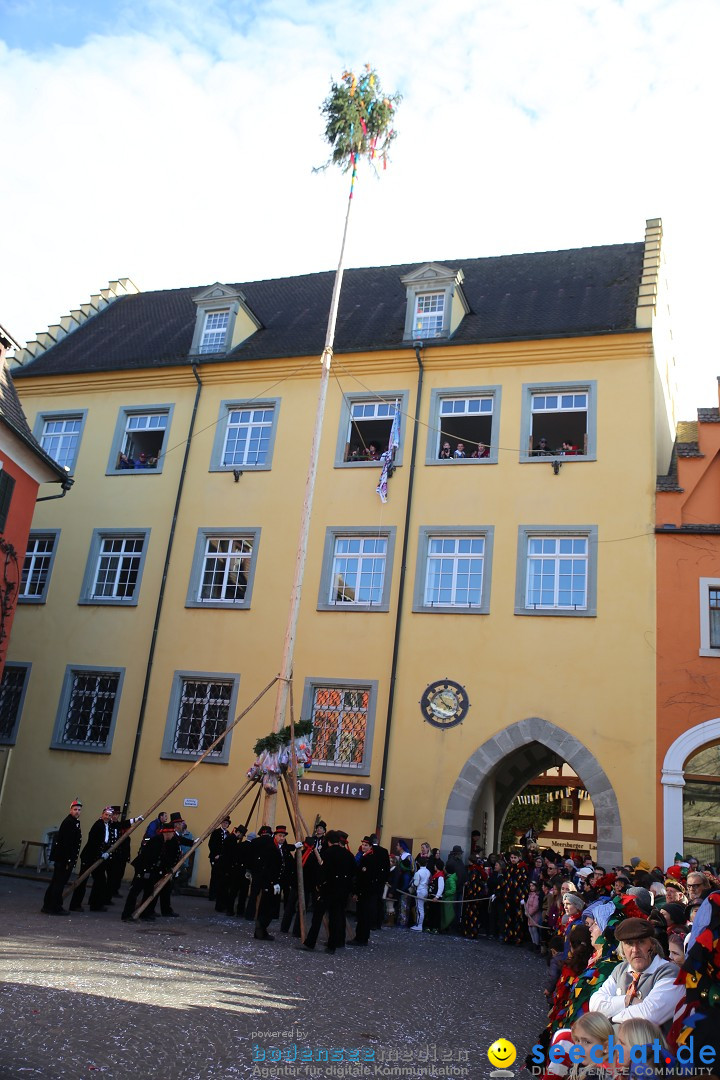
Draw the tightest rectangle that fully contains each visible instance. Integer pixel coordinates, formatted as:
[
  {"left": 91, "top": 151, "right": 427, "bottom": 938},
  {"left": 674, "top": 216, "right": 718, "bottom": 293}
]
[
  {"left": 131, "top": 779, "right": 257, "bottom": 919},
  {"left": 64, "top": 675, "right": 278, "bottom": 897},
  {"left": 278, "top": 772, "right": 306, "bottom": 941},
  {"left": 261, "top": 178, "right": 357, "bottom": 828}
]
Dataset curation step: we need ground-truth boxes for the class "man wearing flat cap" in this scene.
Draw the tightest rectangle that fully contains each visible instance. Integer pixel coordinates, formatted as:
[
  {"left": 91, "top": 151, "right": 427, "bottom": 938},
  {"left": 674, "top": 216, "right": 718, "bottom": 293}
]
[
  {"left": 588, "top": 917, "right": 684, "bottom": 1025},
  {"left": 42, "top": 798, "right": 83, "bottom": 915}
]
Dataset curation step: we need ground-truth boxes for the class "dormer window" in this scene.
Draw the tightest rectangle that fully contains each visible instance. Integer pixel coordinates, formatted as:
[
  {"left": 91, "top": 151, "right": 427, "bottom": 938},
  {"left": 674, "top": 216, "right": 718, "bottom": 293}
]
[
  {"left": 401, "top": 264, "right": 468, "bottom": 342},
  {"left": 199, "top": 310, "right": 230, "bottom": 354},
  {"left": 415, "top": 292, "right": 445, "bottom": 338},
  {"left": 190, "top": 283, "right": 261, "bottom": 356}
]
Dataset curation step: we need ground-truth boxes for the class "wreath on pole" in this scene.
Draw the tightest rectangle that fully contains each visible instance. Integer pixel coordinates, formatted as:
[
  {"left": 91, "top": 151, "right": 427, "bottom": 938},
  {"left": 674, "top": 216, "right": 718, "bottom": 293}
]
[{"left": 316, "top": 65, "right": 401, "bottom": 173}]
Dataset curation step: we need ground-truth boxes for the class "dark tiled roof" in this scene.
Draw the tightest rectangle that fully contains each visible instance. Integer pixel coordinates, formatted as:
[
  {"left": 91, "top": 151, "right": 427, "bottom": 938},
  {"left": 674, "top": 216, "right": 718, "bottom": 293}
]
[
  {"left": 13, "top": 242, "right": 645, "bottom": 379},
  {"left": 677, "top": 442, "right": 702, "bottom": 457},
  {"left": 656, "top": 475, "right": 683, "bottom": 492},
  {"left": 698, "top": 408, "right": 720, "bottom": 423},
  {"left": 0, "top": 361, "right": 67, "bottom": 480},
  {"left": 656, "top": 524, "right": 720, "bottom": 534}
]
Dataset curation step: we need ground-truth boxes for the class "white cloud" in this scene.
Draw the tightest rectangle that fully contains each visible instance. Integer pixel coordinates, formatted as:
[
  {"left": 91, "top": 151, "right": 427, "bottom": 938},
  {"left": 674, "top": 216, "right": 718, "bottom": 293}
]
[{"left": 1, "top": 0, "right": 719, "bottom": 414}]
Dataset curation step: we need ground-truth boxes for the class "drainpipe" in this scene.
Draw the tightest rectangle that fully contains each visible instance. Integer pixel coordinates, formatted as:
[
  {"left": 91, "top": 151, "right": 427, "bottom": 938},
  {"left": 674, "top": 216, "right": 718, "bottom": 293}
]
[
  {"left": 122, "top": 361, "right": 203, "bottom": 816},
  {"left": 375, "top": 343, "right": 424, "bottom": 836}
]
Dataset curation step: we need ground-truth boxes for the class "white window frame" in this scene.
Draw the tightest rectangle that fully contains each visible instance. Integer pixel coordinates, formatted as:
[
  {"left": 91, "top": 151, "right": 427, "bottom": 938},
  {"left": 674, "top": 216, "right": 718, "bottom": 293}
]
[
  {"left": 33, "top": 410, "right": 88, "bottom": 474},
  {"left": 186, "top": 528, "right": 261, "bottom": 609},
  {"left": 106, "top": 405, "right": 174, "bottom": 475},
  {"left": 426, "top": 386, "right": 501, "bottom": 465},
  {"left": 515, "top": 526, "right": 598, "bottom": 618},
  {"left": 19, "top": 530, "right": 61, "bottom": 604},
  {"left": 519, "top": 381, "right": 597, "bottom": 462},
  {"left": 161, "top": 671, "right": 239, "bottom": 764},
  {"left": 699, "top": 577, "right": 720, "bottom": 656},
  {"left": 209, "top": 399, "right": 281, "bottom": 473},
  {"left": 413, "top": 526, "right": 494, "bottom": 614},
  {"left": 199, "top": 310, "right": 230, "bottom": 354},
  {"left": 414, "top": 292, "right": 446, "bottom": 338},
  {"left": 50, "top": 666, "right": 125, "bottom": 754},
  {"left": 317, "top": 527, "right": 397, "bottom": 612},
  {"left": 301, "top": 677, "right": 378, "bottom": 776},
  {"left": 79, "top": 529, "right": 150, "bottom": 606}
]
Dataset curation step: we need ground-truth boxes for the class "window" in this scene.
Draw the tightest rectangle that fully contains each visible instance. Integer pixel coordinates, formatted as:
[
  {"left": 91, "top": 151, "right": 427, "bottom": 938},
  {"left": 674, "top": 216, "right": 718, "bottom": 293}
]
[
  {"left": 515, "top": 526, "right": 598, "bottom": 617},
  {"left": 19, "top": 530, "right": 60, "bottom": 603},
  {"left": 301, "top": 677, "right": 378, "bottom": 775},
  {"left": 520, "top": 382, "right": 597, "bottom": 461},
  {"left": 317, "top": 527, "right": 397, "bottom": 612},
  {"left": 426, "top": 387, "right": 501, "bottom": 464},
  {"left": 107, "top": 405, "right": 173, "bottom": 474},
  {"left": 414, "top": 292, "right": 445, "bottom": 337},
  {"left": 51, "top": 667, "right": 124, "bottom": 753},
  {"left": 0, "top": 471, "right": 15, "bottom": 532},
  {"left": 682, "top": 743, "right": 720, "bottom": 864},
  {"left": 161, "top": 672, "right": 240, "bottom": 763},
  {"left": 209, "top": 399, "right": 281, "bottom": 472},
  {"left": 199, "top": 310, "right": 230, "bottom": 354},
  {"left": 35, "top": 411, "right": 87, "bottom": 473},
  {"left": 334, "top": 392, "right": 409, "bottom": 468},
  {"left": 698, "top": 578, "right": 720, "bottom": 656},
  {"left": 0, "top": 663, "right": 31, "bottom": 745},
  {"left": 413, "top": 526, "right": 494, "bottom": 613},
  {"left": 186, "top": 528, "right": 261, "bottom": 609},
  {"left": 79, "top": 529, "right": 150, "bottom": 606}
]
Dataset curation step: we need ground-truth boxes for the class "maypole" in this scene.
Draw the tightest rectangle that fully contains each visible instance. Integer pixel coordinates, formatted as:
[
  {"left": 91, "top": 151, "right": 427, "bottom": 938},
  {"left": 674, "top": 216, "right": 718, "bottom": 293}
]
[{"left": 260, "top": 66, "right": 401, "bottom": 827}]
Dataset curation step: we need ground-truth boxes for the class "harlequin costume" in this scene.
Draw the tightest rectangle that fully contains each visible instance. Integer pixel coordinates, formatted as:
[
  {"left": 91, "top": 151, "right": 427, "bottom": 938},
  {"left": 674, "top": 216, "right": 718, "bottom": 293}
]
[
  {"left": 498, "top": 857, "right": 529, "bottom": 944},
  {"left": 669, "top": 891, "right": 720, "bottom": 1065}
]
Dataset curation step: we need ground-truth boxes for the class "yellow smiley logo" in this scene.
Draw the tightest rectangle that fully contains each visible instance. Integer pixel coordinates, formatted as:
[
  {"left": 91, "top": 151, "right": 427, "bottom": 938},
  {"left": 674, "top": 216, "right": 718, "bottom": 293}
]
[{"left": 488, "top": 1039, "right": 517, "bottom": 1069}]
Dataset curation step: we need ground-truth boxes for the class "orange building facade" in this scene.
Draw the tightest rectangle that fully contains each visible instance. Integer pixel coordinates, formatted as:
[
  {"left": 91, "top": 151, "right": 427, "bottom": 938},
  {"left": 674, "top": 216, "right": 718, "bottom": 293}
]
[{"left": 656, "top": 394, "right": 720, "bottom": 867}]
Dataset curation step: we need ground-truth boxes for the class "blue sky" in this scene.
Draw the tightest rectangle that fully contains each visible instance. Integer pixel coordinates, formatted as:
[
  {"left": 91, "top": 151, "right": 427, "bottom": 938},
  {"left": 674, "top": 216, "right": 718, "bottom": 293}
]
[{"left": 1, "top": 0, "right": 719, "bottom": 416}]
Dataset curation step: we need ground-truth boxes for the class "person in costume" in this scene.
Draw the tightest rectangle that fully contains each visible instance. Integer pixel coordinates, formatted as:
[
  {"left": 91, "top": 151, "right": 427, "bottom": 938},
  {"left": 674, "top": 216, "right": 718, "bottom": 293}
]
[
  {"left": 441, "top": 864, "right": 458, "bottom": 933},
  {"left": 497, "top": 850, "right": 529, "bottom": 944},
  {"left": 460, "top": 855, "right": 486, "bottom": 938},
  {"left": 70, "top": 805, "right": 115, "bottom": 912},
  {"left": 669, "top": 890, "right": 720, "bottom": 1075}
]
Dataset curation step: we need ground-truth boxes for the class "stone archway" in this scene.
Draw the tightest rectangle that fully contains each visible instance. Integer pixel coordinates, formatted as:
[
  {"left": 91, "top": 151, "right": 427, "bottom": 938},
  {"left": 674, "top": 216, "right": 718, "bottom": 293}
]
[{"left": 439, "top": 716, "right": 623, "bottom": 867}]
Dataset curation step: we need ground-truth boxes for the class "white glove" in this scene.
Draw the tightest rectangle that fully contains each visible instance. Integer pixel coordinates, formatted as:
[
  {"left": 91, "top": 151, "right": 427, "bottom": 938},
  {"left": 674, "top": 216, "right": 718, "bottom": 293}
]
[
  {"left": 273, "top": 883, "right": 281, "bottom": 895},
  {"left": 520, "top": 898, "right": 525, "bottom": 905},
  {"left": 294, "top": 841, "right": 303, "bottom": 850},
  {"left": 245, "top": 870, "right": 252, "bottom": 880},
  {"left": 491, "top": 893, "right": 496, "bottom": 901},
  {"left": 135, "top": 815, "right": 144, "bottom": 824},
  {"left": 101, "top": 852, "right": 110, "bottom": 860}
]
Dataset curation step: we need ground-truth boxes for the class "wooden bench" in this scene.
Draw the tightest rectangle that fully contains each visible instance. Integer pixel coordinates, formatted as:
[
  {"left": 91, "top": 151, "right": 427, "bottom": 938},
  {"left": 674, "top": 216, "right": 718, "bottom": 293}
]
[{"left": 14, "top": 840, "right": 50, "bottom": 871}]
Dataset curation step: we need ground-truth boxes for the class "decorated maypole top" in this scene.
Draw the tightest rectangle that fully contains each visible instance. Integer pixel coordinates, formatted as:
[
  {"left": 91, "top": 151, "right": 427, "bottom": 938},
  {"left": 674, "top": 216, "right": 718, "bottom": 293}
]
[{"left": 316, "top": 65, "right": 401, "bottom": 179}]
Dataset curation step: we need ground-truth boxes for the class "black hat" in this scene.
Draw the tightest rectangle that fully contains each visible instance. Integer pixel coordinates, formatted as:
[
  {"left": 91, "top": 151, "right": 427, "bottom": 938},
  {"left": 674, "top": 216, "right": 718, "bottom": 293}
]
[
  {"left": 111, "top": 805, "right": 121, "bottom": 813},
  {"left": 361, "top": 835, "right": 373, "bottom": 844},
  {"left": 274, "top": 825, "right": 288, "bottom": 835},
  {"left": 316, "top": 820, "right": 327, "bottom": 830},
  {"left": 170, "top": 812, "right": 183, "bottom": 822},
  {"left": 235, "top": 824, "right": 247, "bottom": 836},
  {"left": 258, "top": 825, "right": 272, "bottom": 836},
  {"left": 663, "top": 902, "right": 689, "bottom": 926},
  {"left": 337, "top": 830, "right": 349, "bottom": 841}
]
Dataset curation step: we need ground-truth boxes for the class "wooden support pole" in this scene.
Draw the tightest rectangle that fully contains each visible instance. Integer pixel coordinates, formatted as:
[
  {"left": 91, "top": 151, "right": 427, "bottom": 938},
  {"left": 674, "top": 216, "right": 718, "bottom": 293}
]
[
  {"left": 64, "top": 676, "right": 278, "bottom": 898},
  {"left": 131, "top": 779, "right": 257, "bottom": 920}
]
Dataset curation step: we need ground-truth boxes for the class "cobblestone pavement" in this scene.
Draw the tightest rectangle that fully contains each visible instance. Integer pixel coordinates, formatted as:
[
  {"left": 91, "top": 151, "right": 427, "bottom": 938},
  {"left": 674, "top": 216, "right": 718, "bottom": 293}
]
[{"left": 0, "top": 875, "right": 548, "bottom": 1080}]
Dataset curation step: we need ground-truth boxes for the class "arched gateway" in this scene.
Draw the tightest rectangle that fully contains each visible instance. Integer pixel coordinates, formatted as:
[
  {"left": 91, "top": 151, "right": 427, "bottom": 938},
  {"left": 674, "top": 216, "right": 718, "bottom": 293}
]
[{"left": 440, "top": 717, "right": 623, "bottom": 867}]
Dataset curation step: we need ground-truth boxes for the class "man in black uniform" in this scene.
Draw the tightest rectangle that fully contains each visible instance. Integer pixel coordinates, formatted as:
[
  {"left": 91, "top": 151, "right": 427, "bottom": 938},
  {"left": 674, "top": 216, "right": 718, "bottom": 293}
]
[
  {"left": 302, "top": 830, "right": 356, "bottom": 952},
  {"left": 352, "top": 836, "right": 379, "bottom": 945},
  {"left": 249, "top": 826, "right": 282, "bottom": 940},
  {"left": 208, "top": 816, "right": 232, "bottom": 907},
  {"left": 224, "top": 824, "right": 249, "bottom": 916},
  {"left": 70, "top": 805, "right": 115, "bottom": 912},
  {"left": 370, "top": 833, "right": 391, "bottom": 930},
  {"left": 121, "top": 824, "right": 175, "bottom": 921},
  {"left": 42, "top": 798, "right": 83, "bottom": 915}
]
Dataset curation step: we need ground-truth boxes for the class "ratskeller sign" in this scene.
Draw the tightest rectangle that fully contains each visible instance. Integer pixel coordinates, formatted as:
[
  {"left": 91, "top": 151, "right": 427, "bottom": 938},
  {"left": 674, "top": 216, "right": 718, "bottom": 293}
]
[{"left": 298, "top": 778, "right": 371, "bottom": 800}]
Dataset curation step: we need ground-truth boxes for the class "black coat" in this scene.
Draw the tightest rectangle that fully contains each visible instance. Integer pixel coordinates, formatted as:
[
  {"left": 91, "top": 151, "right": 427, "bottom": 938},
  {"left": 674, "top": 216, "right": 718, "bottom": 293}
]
[
  {"left": 319, "top": 845, "right": 357, "bottom": 901},
  {"left": 50, "top": 814, "right": 82, "bottom": 869},
  {"left": 249, "top": 834, "right": 282, "bottom": 888},
  {"left": 372, "top": 843, "right": 391, "bottom": 885},
  {"left": 208, "top": 826, "right": 231, "bottom": 864},
  {"left": 131, "top": 835, "right": 164, "bottom": 875},
  {"left": 354, "top": 850, "right": 380, "bottom": 896},
  {"left": 80, "top": 818, "right": 112, "bottom": 864}
]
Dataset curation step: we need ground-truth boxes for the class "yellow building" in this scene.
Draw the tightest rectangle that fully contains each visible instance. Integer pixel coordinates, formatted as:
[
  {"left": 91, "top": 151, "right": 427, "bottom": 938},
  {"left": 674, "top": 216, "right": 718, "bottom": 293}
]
[{"left": 0, "top": 220, "right": 674, "bottom": 875}]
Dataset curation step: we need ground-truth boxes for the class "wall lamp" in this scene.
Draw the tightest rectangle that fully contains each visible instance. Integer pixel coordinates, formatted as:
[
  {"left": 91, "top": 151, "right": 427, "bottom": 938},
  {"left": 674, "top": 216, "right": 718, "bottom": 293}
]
[
  {"left": 233, "top": 469, "right": 243, "bottom": 482},
  {"left": 551, "top": 460, "right": 562, "bottom": 475}
]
